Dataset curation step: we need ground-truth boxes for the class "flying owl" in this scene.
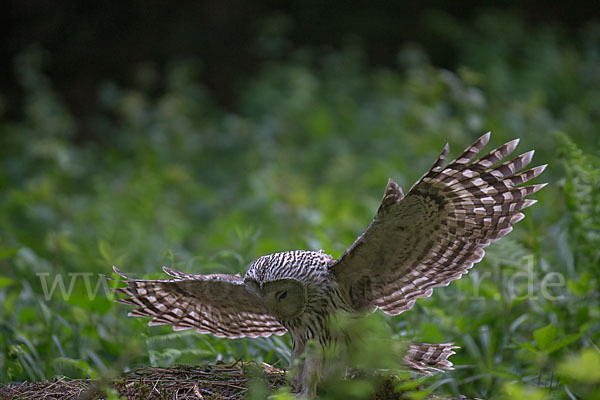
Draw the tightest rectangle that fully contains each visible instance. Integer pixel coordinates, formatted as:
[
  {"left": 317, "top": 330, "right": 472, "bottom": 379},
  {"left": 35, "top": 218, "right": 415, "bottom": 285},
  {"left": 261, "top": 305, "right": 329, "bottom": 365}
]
[{"left": 109, "top": 133, "right": 546, "bottom": 398}]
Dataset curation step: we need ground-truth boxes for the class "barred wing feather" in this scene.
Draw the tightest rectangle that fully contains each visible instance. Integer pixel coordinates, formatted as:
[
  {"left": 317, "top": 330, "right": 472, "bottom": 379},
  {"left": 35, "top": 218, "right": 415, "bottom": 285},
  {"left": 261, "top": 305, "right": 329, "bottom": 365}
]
[
  {"left": 109, "top": 267, "right": 287, "bottom": 338},
  {"left": 330, "top": 133, "right": 546, "bottom": 315},
  {"left": 404, "top": 343, "right": 459, "bottom": 374}
]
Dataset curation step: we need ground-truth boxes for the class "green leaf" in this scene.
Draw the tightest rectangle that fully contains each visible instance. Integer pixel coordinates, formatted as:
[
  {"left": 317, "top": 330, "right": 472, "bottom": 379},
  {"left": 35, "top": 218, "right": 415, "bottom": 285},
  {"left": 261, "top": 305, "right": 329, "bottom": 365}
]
[
  {"left": 558, "top": 348, "right": 600, "bottom": 383},
  {"left": 503, "top": 382, "right": 548, "bottom": 400},
  {"left": 52, "top": 357, "right": 95, "bottom": 379},
  {"left": 519, "top": 342, "right": 539, "bottom": 354},
  {"left": 18, "top": 307, "right": 37, "bottom": 323},
  {"left": 567, "top": 271, "right": 593, "bottom": 295},
  {"left": 0, "top": 247, "right": 19, "bottom": 260},
  {"left": 489, "top": 366, "right": 526, "bottom": 381},
  {"left": 579, "top": 321, "right": 593, "bottom": 334},
  {"left": 534, "top": 323, "right": 558, "bottom": 350},
  {"left": 98, "top": 239, "right": 113, "bottom": 264},
  {"left": 0, "top": 276, "right": 13, "bottom": 288},
  {"left": 407, "top": 387, "right": 433, "bottom": 400},
  {"left": 546, "top": 333, "right": 581, "bottom": 354}
]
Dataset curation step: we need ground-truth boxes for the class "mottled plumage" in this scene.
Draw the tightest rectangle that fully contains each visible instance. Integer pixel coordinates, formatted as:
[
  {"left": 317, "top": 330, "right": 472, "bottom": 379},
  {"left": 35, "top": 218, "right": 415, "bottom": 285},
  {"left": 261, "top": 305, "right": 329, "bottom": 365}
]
[{"left": 108, "top": 133, "right": 546, "bottom": 398}]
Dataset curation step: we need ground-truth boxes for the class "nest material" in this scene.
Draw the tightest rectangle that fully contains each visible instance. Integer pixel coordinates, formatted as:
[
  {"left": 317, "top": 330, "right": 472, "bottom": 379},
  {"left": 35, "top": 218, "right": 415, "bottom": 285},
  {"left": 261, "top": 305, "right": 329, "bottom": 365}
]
[
  {"left": 0, "top": 362, "right": 472, "bottom": 399},
  {"left": 0, "top": 362, "right": 285, "bottom": 400}
]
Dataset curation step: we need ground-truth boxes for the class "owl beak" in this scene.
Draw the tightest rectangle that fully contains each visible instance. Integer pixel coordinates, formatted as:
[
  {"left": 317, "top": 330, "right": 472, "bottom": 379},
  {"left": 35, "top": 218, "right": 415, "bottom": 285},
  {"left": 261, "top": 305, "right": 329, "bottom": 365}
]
[{"left": 264, "top": 301, "right": 281, "bottom": 318}]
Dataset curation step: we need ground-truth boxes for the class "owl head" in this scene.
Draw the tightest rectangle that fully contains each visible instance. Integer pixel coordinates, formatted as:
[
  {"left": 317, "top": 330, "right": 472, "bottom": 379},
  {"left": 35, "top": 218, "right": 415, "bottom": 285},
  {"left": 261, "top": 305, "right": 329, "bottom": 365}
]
[
  {"left": 244, "top": 277, "right": 306, "bottom": 319},
  {"left": 243, "top": 250, "right": 332, "bottom": 319}
]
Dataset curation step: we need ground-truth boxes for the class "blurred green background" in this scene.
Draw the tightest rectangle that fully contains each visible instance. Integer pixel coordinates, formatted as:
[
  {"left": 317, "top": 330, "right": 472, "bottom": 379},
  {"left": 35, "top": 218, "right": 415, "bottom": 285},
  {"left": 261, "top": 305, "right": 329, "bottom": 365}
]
[{"left": 1, "top": 2, "right": 599, "bottom": 399}]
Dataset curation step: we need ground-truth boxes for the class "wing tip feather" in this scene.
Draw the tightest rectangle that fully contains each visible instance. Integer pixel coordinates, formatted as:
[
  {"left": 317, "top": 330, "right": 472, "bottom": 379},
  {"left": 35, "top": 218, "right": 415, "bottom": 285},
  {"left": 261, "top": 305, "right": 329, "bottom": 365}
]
[
  {"left": 520, "top": 149, "right": 535, "bottom": 166},
  {"left": 511, "top": 212, "right": 526, "bottom": 224},
  {"left": 528, "top": 164, "right": 547, "bottom": 179},
  {"left": 430, "top": 143, "right": 450, "bottom": 171},
  {"left": 479, "top": 131, "right": 491, "bottom": 146},
  {"left": 98, "top": 273, "right": 114, "bottom": 281},
  {"left": 506, "top": 138, "right": 520, "bottom": 152},
  {"left": 162, "top": 266, "right": 179, "bottom": 278},
  {"left": 442, "top": 142, "right": 450, "bottom": 155},
  {"left": 537, "top": 164, "right": 548, "bottom": 173},
  {"left": 521, "top": 199, "right": 537, "bottom": 210},
  {"left": 112, "top": 266, "right": 130, "bottom": 280}
]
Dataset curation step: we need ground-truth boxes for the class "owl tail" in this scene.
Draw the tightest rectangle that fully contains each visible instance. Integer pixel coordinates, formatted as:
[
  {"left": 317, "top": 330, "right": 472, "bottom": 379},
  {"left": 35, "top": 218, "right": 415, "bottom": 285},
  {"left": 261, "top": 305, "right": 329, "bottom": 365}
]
[{"left": 403, "top": 343, "right": 459, "bottom": 374}]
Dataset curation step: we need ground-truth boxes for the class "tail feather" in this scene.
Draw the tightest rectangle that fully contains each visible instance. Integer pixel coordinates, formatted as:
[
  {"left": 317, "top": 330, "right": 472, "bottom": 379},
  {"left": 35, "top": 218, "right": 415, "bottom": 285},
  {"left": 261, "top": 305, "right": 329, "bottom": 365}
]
[{"left": 404, "top": 343, "right": 459, "bottom": 374}]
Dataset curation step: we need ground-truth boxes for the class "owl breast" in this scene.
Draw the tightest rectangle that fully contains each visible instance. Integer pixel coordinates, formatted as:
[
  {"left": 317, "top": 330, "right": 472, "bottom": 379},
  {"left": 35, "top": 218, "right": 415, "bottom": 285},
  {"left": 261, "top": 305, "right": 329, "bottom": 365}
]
[
  {"left": 284, "top": 275, "right": 353, "bottom": 347},
  {"left": 244, "top": 250, "right": 353, "bottom": 346}
]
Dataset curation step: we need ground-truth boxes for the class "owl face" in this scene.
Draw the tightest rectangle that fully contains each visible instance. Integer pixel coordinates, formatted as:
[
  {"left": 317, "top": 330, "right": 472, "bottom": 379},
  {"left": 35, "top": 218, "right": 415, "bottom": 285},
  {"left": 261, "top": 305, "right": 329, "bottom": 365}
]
[{"left": 245, "top": 278, "right": 306, "bottom": 319}]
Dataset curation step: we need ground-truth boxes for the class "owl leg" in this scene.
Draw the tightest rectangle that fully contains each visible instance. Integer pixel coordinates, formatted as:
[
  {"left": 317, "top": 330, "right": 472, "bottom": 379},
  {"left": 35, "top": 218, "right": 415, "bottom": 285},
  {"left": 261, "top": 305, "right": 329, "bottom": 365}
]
[
  {"left": 296, "top": 353, "right": 321, "bottom": 399},
  {"left": 288, "top": 340, "right": 323, "bottom": 398},
  {"left": 289, "top": 341, "right": 306, "bottom": 395}
]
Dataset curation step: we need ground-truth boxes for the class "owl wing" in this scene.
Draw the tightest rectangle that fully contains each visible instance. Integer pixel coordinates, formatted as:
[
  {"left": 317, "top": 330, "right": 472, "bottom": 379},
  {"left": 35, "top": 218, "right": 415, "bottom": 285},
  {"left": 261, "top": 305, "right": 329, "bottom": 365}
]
[
  {"left": 109, "top": 266, "right": 287, "bottom": 338},
  {"left": 329, "top": 133, "right": 546, "bottom": 315}
]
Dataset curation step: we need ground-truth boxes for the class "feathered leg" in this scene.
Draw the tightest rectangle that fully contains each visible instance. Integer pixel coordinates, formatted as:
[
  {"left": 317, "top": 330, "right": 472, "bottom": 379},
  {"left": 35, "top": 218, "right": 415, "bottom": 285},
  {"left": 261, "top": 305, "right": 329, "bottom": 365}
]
[
  {"left": 288, "top": 338, "right": 324, "bottom": 399},
  {"left": 289, "top": 340, "right": 306, "bottom": 395}
]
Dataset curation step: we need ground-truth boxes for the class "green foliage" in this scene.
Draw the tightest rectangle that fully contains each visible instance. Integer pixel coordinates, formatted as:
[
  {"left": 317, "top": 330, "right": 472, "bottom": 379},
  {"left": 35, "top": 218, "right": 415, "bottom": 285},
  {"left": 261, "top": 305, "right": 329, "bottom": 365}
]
[
  {"left": 502, "top": 382, "right": 548, "bottom": 400},
  {"left": 533, "top": 323, "right": 558, "bottom": 351},
  {"left": 556, "top": 348, "right": 600, "bottom": 399},
  {"left": 558, "top": 348, "right": 600, "bottom": 384},
  {"left": 1, "top": 11, "right": 599, "bottom": 399}
]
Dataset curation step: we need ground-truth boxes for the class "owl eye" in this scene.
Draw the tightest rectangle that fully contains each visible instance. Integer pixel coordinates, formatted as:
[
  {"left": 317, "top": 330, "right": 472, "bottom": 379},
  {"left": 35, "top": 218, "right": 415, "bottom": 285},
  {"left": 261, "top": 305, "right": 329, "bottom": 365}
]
[{"left": 276, "top": 291, "right": 288, "bottom": 301}]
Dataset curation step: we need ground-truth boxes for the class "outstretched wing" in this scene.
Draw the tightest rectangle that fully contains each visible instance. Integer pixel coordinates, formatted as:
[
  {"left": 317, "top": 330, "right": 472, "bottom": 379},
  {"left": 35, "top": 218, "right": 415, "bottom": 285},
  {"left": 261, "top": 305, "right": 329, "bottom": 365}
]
[
  {"left": 330, "top": 133, "right": 546, "bottom": 315},
  {"left": 109, "top": 267, "right": 287, "bottom": 338}
]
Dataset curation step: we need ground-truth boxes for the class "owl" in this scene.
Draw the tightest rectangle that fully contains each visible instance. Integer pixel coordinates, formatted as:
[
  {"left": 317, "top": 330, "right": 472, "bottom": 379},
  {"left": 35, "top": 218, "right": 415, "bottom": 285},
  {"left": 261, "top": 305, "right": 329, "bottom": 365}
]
[{"left": 109, "top": 133, "right": 546, "bottom": 398}]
